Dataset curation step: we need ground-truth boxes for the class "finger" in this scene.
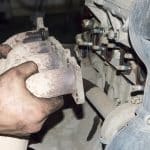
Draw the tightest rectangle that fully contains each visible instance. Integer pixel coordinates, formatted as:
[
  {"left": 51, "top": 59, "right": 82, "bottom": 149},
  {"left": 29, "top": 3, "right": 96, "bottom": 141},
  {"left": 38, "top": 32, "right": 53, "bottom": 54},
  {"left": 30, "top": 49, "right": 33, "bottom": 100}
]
[
  {"left": 0, "top": 44, "right": 12, "bottom": 58},
  {"left": 14, "top": 61, "right": 39, "bottom": 80},
  {"left": 36, "top": 97, "right": 64, "bottom": 117}
]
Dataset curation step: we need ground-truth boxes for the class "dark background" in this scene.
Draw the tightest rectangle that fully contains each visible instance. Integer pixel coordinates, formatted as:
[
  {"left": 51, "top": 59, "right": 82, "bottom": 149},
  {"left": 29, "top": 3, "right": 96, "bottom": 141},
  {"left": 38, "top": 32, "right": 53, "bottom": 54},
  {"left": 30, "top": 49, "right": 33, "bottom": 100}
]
[{"left": 0, "top": 0, "right": 86, "bottom": 44}]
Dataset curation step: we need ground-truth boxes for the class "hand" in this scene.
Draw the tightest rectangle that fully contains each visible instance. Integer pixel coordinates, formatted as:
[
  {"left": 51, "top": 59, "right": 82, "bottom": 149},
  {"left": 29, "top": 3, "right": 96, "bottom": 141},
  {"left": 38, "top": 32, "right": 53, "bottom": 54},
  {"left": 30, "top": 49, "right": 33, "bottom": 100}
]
[{"left": 0, "top": 45, "right": 63, "bottom": 136}]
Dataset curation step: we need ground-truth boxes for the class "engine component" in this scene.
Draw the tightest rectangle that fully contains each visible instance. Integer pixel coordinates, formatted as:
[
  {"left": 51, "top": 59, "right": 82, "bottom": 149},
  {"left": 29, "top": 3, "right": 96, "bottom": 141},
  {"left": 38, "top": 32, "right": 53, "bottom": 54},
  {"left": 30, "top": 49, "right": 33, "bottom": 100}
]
[
  {"left": 75, "top": 0, "right": 148, "bottom": 149},
  {"left": 3, "top": 32, "right": 84, "bottom": 104},
  {"left": 0, "top": 18, "right": 85, "bottom": 150},
  {"left": 0, "top": 0, "right": 149, "bottom": 149},
  {"left": 75, "top": 19, "right": 144, "bottom": 106},
  {"left": 106, "top": 0, "right": 150, "bottom": 149}
]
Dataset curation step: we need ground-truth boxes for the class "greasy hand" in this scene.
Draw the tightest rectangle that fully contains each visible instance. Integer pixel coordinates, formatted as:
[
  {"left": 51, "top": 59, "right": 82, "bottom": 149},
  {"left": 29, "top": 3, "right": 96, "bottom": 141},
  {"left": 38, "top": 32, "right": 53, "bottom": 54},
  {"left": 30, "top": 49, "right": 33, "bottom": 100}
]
[{"left": 0, "top": 45, "right": 63, "bottom": 136}]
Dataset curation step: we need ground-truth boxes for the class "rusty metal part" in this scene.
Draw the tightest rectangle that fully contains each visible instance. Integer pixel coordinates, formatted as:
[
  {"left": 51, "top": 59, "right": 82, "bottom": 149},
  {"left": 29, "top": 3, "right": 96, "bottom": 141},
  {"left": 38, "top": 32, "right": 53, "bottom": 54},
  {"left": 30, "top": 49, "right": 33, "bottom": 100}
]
[
  {"left": 0, "top": 13, "right": 85, "bottom": 150},
  {"left": 3, "top": 30, "right": 85, "bottom": 104},
  {"left": 27, "top": 68, "right": 75, "bottom": 98}
]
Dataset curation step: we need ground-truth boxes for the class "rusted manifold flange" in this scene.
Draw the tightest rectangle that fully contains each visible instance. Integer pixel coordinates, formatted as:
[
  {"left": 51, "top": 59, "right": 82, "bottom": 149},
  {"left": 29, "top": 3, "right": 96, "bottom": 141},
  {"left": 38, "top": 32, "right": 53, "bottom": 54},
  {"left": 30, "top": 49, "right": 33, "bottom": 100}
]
[{"left": 1, "top": 30, "right": 85, "bottom": 104}]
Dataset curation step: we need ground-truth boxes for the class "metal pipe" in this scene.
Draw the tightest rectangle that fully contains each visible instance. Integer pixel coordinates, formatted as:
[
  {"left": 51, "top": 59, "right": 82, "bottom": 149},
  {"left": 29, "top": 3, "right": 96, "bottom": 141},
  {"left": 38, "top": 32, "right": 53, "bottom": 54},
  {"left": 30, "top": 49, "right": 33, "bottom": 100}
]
[{"left": 27, "top": 68, "right": 75, "bottom": 98}]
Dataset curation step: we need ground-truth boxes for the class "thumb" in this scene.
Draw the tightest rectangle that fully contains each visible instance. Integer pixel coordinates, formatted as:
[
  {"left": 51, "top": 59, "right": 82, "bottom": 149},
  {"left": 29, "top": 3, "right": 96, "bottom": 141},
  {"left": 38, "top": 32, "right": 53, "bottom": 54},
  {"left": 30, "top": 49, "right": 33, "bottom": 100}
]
[{"left": 14, "top": 61, "right": 39, "bottom": 80}]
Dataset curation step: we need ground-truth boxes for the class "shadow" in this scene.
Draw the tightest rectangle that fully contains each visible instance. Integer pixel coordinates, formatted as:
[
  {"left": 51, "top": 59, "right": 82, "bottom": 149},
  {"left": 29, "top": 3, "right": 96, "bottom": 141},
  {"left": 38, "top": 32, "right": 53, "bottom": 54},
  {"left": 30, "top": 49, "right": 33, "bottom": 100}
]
[
  {"left": 28, "top": 148, "right": 35, "bottom": 150},
  {"left": 83, "top": 79, "right": 96, "bottom": 92},
  {"left": 83, "top": 79, "right": 105, "bottom": 120},
  {"left": 29, "top": 109, "right": 64, "bottom": 144},
  {"left": 29, "top": 95, "right": 85, "bottom": 145},
  {"left": 29, "top": 79, "right": 97, "bottom": 145},
  {"left": 63, "top": 95, "right": 84, "bottom": 119}
]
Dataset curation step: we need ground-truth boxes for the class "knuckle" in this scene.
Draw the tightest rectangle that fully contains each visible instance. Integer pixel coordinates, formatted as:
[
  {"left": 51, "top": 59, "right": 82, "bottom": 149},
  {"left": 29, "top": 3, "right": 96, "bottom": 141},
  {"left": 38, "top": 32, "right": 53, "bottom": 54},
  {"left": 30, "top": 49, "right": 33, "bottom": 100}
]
[
  {"left": 0, "top": 44, "right": 11, "bottom": 50},
  {"left": 29, "top": 106, "right": 46, "bottom": 124},
  {"left": 9, "top": 68, "right": 21, "bottom": 77},
  {"left": 20, "top": 112, "right": 44, "bottom": 134},
  {"left": 50, "top": 98, "right": 64, "bottom": 112},
  {"left": 17, "top": 111, "right": 44, "bottom": 134},
  {"left": 1, "top": 68, "right": 21, "bottom": 83},
  {"left": 15, "top": 120, "right": 27, "bottom": 132},
  {"left": 25, "top": 123, "right": 42, "bottom": 134}
]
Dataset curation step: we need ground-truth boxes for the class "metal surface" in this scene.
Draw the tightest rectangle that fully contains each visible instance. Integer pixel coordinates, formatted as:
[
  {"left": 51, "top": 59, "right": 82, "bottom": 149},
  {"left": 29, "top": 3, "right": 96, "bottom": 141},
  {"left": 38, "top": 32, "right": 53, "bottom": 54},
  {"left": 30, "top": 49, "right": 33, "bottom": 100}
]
[
  {"left": 101, "top": 103, "right": 138, "bottom": 144},
  {"left": 75, "top": 0, "right": 148, "bottom": 149},
  {"left": 3, "top": 29, "right": 85, "bottom": 104},
  {"left": 27, "top": 68, "right": 75, "bottom": 98},
  {"left": 76, "top": 0, "right": 146, "bottom": 106},
  {"left": 1, "top": 0, "right": 150, "bottom": 149},
  {"left": 106, "top": 0, "right": 150, "bottom": 149},
  {"left": 86, "top": 87, "right": 114, "bottom": 118}
]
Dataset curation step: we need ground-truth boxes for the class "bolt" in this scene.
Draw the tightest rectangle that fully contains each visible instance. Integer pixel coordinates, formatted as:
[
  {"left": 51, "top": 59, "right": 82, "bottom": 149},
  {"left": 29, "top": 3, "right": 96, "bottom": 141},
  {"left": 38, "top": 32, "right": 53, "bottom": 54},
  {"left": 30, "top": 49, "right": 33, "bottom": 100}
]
[
  {"left": 124, "top": 53, "right": 134, "bottom": 60},
  {"left": 82, "top": 19, "right": 93, "bottom": 29},
  {"left": 108, "top": 30, "right": 115, "bottom": 40}
]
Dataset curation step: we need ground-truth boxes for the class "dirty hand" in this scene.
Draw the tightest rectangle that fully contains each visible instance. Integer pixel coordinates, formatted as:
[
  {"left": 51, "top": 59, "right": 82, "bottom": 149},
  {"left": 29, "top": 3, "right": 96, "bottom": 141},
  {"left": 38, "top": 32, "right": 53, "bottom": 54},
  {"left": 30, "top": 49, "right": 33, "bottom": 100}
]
[{"left": 0, "top": 44, "right": 63, "bottom": 136}]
